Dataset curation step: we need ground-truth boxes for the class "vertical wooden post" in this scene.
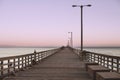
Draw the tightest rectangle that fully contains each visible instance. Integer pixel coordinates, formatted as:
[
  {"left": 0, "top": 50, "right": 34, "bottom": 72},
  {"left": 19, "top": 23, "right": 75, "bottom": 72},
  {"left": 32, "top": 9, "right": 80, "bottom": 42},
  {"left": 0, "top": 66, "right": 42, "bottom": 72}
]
[
  {"left": 90, "top": 53, "right": 92, "bottom": 62},
  {"left": 1, "top": 60, "right": 3, "bottom": 75},
  {"left": 88, "top": 53, "right": 91, "bottom": 62},
  {"left": 38, "top": 53, "right": 40, "bottom": 62},
  {"left": 27, "top": 55, "right": 30, "bottom": 66},
  {"left": 99, "top": 55, "right": 101, "bottom": 65},
  {"left": 25, "top": 56, "right": 27, "bottom": 68},
  {"left": 94, "top": 54, "right": 95, "bottom": 62},
  {"left": 96, "top": 55, "right": 98, "bottom": 63},
  {"left": 101, "top": 56, "right": 103, "bottom": 66},
  {"left": 103, "top": 56, "right": 105, "bottom": 66},
  {"left": 44, "top": 52, "right": 46, "bottom": 58},
  {"left": 101, "top": 56, "right": 102, "bottom": 65},
  {"left": 117, "top": 58, "right": 119, "bottom": 73},
  {"left": 22, "top": 57, "right": 24, "bottom": 68},
  {"left": 40, "top": 53, "right": 42, "bottom": 61},
  {"left": 98, "top": 55, "right": 100, "bottom": 64},
  {"left": 107, "top": 57, "right": 109, "bottom": 68},
  {"left": 102, "top": 56, "right": 104, "bottom": 66},
  {"left": 41, "top": 53, "right": 43, "bottom": 60},
  {"left": 13, "top": 58, "right": 15, "bottom": 72},
  {"left": 111, "top": 58, "right": 113, "bottom": 71},
  {"left": 18, "top": 57, "right": 20, "bottom": 70},
  {"left": 31, "top": 55, "right": 32, "bottom": 65},
  {"left": 8, "top": 59, "right": 10, "bottom": 74},
  {"left": 34, "top": 50, "right": 36, "bottom": 62}
]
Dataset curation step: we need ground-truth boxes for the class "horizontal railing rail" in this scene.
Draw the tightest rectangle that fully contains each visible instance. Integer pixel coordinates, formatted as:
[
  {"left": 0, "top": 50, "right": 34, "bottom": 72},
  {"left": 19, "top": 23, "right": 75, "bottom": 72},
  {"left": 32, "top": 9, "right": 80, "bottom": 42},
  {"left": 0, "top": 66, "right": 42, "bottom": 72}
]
[
  {"left": 73, "top": 49, "right": 120, "bottom": 73},
  {"left": 0, "top": 47, "right": 62, "bottom": 79}
]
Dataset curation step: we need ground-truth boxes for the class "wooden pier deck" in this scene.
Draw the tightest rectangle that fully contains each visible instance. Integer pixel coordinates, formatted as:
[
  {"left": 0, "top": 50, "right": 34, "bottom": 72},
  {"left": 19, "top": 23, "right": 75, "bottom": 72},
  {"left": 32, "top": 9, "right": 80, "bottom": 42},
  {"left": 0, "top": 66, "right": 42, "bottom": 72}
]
[{"left": 3, "top": 47, "right": 92, "bottom": 80}]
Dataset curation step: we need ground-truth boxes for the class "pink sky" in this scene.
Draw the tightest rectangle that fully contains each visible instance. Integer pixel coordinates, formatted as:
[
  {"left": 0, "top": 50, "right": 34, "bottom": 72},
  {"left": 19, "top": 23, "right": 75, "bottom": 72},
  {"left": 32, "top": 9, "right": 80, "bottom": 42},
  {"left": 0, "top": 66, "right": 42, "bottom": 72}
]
[{"left": 0, "top": 0, "right": 120, "bottom": 47}]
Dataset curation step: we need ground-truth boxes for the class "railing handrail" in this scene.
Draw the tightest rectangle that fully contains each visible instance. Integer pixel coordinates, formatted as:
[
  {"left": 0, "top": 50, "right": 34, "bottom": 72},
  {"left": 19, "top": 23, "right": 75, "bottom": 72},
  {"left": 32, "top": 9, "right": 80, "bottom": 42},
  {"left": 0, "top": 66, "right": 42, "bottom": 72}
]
[
  {"left": 0, "top": 50, "right": 52, "bottom": 61},
  {"left": 84, "top": 51, "right": 120, "bottom": 58}
]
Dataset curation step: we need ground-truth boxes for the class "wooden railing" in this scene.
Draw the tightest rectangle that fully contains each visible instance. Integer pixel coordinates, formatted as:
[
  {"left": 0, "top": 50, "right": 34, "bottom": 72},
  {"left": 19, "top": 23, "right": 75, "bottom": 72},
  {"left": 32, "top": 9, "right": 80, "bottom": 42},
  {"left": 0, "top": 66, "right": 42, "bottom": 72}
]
[
  {"left": 73, "top": 49, "right": 120, "bottom": 73},
  {"left": 0, "top": 47, "right": 62, "bottom": 78}
]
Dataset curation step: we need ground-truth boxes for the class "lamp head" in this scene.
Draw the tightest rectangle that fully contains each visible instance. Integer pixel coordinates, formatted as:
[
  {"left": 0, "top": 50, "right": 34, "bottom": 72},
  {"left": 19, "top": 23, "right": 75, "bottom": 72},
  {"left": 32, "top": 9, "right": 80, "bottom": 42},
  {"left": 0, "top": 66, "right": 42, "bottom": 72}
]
[
  {"left": 86, "top": 4, "right": 92, "bottom": 7},
  {"left": 72, "top": 5, "right": 77, "bottom": 7}
]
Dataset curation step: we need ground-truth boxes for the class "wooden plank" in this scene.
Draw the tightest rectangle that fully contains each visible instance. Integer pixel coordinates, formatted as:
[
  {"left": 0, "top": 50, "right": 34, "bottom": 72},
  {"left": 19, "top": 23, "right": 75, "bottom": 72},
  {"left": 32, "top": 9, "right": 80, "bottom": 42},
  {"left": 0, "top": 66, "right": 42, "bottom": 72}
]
[{"left": 96, "top": 72, "right": 120, "bottom": 80}]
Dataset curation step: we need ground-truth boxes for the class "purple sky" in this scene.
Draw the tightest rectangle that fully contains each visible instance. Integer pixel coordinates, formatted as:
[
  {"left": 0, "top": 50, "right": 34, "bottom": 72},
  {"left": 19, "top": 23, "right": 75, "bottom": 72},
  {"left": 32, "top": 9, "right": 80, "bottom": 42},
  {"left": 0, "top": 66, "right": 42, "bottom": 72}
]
[{"left": 0, "top": 0, "right": 120, "bottom": 47}]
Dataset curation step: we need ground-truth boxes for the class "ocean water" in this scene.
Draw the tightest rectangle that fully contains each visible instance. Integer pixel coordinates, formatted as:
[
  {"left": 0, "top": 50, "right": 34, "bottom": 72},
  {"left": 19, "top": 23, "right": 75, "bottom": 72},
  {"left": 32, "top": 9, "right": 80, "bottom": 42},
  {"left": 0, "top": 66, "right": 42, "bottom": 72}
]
[
  {"left": 0, "top": 47, "right": 120, "bottom": 58},
  {"left": 0, "top": 48, "right": 55, "bottom": 58},
  {"left": 84, "top": 47, "right": 120, "bottom": 56}
]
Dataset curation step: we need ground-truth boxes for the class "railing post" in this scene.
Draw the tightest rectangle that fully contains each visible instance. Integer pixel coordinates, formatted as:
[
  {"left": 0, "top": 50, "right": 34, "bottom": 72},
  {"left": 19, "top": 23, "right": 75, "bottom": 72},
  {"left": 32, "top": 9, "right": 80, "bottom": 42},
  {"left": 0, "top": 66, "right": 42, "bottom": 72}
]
[
  {"left": 34, "top": 50, "right": 36, "bottom": 62},
  {"left": 8, "top": 59, "right": 10, "bottom": 74},
  {"left": 40, "top": 53, "right": 42, "bottom": 61},
  {"left": 88, "top": 53, "right": 91, "bottom": 62},
  {"left": 31, "top": 55, "right": 33, "bottom": 66},
  {"left": 107, "top": 57, "right": 109, "bottom": 68},
  {"left": 1, "top": 60, "right": 3, "bottom": 76},
  {"left": 38, "top": 53, "right": 40, "bottom": 62},
  {"left": 41, "top": 53, "right": 43, "bottom": 60},
  {"left": 36, "top": 54, "right": 38, "bottom": 61},
  {"left": 25, "top": 56, "right": 27, "bottom": 68},
  {"left": 100, "top": 55, "right": 102, "bottom": 65},
  {"left": 13, "top": 58, "right": 16, "bottom": 72},
  {"left": 93, "top": 54, "right": 95, "bottom": 62},
  {"left": 28, "top": 56, "right": 30, "bottom": 66},
  {"left": 117, "top": 58, "right": 119, "bottom": 73},
  {"left": 98, "top": 55, "right": 100, "bottom": 64},
  {"left": 18, "top": 57, "right": 20, "bottom": 70},
  {"left": 111, "top": 58, "right": 113, "bottom": 71},
  {"left": 91, "top": 53, "right": 92, "bottom": 62},
  {"left": 103, "top": 56, "right": 105, "bottom": 66},
  {"left": 22, "top": 57, "right": 24, "bottom": 68},
  {"left": 102, "top": 56, "right": 103, "bottom": 66}
]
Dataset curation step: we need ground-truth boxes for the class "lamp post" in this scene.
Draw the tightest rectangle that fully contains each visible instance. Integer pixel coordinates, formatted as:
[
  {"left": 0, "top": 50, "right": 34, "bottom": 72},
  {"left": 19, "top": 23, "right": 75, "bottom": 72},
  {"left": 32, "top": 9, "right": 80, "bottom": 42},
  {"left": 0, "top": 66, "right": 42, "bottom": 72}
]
[
  {"left": 67, "top": 39, "right": 70, "bottom": 47},
  {"left": 72, "top": 4, "right": 91, "bottom": 51},
  {"left": 68, "top": 32, "right": 73, "bottom": 47}
]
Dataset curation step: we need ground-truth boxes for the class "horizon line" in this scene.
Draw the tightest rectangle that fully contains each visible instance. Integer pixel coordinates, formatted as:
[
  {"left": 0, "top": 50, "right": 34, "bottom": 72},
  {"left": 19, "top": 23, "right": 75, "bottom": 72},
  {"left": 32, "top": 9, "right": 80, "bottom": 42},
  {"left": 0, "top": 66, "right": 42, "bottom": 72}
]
[{"left": 1, "top": 45, "right": 120, "bottom": 48}]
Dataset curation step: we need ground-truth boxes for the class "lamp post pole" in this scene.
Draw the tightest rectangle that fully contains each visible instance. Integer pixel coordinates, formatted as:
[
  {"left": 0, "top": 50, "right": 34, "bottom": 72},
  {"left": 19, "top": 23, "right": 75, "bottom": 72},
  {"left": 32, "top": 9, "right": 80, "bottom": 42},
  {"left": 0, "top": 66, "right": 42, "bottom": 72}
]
[
  {"left": 72, "top": 4, "right": 91, "bottom": 51},
  {"left": 81, "top": 6, "right": 83, "bottom": 51}
]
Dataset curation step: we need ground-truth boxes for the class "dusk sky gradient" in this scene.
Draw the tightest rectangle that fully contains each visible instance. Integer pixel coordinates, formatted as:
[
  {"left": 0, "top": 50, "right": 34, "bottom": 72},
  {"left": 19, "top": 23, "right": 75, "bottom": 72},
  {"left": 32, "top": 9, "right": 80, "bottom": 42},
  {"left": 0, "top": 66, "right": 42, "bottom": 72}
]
[{"left": 0, "top": 0, "right": 120, "bottom": 47}]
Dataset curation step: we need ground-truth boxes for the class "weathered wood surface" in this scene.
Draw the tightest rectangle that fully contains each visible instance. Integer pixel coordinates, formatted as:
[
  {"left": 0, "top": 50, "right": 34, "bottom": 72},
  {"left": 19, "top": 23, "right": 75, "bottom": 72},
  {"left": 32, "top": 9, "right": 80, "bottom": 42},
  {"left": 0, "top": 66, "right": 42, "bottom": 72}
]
[
  {"left": 3, "top": 47, "right": 92, "bottom": 80},
  {"left": 96, "top": 72, "right": 120, "bottom": 80}
]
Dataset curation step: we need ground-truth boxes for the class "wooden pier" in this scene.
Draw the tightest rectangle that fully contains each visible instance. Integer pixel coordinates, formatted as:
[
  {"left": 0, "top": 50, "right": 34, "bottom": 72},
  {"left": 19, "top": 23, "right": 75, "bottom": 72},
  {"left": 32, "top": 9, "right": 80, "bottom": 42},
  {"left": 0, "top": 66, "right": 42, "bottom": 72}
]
[
  {"left": 1, "top": 47, "right": 91, "bottom": 80},
  {"left": 1, "top": 47, "right": 120, "bottom": 80}
]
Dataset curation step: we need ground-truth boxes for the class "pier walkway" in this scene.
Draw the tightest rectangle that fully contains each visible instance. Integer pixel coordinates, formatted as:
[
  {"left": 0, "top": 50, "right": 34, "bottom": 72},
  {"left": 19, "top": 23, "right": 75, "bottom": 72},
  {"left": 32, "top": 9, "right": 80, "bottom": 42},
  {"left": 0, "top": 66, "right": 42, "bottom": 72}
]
[{"left": 3, "top": 47, "right": 92, "bottom": 80}]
